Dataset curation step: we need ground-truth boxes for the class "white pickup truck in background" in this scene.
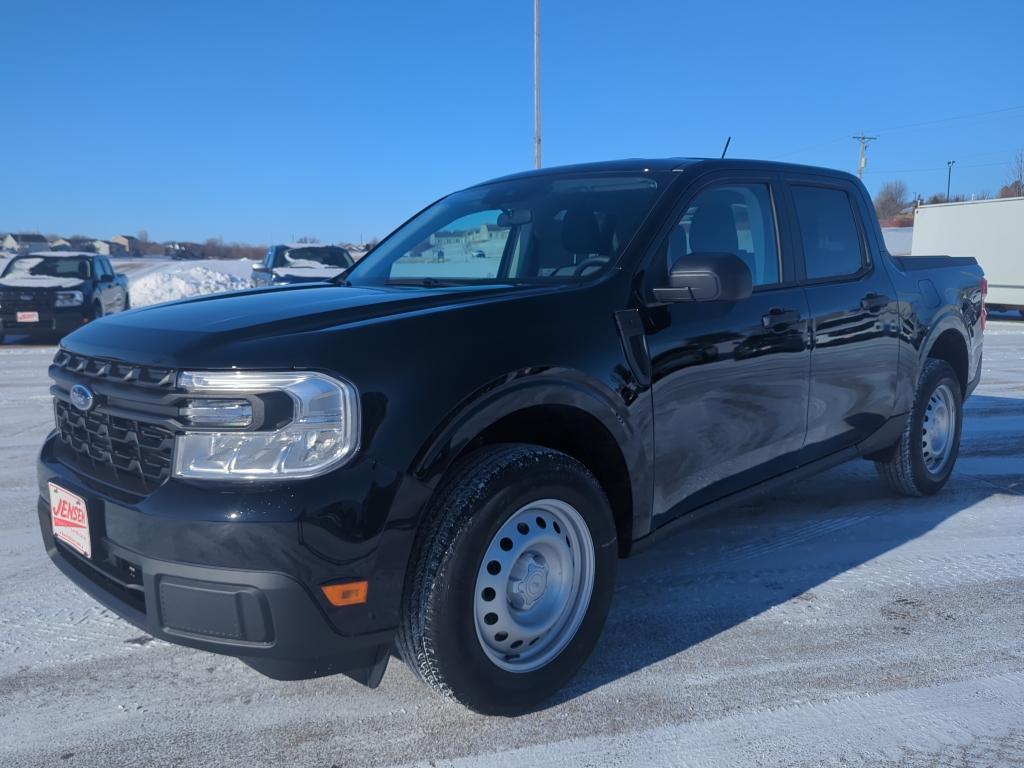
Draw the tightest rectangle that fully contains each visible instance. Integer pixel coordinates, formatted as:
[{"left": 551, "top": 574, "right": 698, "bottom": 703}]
[{"left": 912, "top": 196, "right": 1024, "bottom": 314}]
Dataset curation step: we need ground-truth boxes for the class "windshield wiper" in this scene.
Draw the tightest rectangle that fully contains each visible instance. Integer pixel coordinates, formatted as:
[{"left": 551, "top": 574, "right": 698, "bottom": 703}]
[{"left": 385, "top": 277, "right": 468, "bottom": 288}]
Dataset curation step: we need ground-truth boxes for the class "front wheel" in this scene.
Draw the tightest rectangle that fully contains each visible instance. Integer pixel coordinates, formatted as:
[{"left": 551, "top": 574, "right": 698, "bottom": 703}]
[
  {"left": 875, "top": 359, "right": 963, "bottom": 496},
  {"left": 397, "top": 444, "right": 617, "bottom": 715}
]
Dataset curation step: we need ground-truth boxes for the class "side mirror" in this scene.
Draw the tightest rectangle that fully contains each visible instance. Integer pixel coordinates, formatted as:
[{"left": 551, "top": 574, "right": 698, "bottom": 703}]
[
  {"left": 653, "top": 252, "right": 753, "bottom": 303},
  {"left": 99, "top": 273, "right": 113, "bottom": 283},
  {"left": 252, "top": 262, "right": 269, "bottom": 272}
]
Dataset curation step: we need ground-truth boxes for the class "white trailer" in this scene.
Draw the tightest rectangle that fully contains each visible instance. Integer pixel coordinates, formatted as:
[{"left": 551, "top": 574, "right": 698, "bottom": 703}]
[{"left": 911, "top": 197, "right": 1024, "bottom": 312}]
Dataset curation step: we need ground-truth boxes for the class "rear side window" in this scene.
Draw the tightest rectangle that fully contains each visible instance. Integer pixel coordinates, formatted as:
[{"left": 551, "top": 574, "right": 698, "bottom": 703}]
[{"left": 791, "top": 186, "right": 865, "bottom": 280}]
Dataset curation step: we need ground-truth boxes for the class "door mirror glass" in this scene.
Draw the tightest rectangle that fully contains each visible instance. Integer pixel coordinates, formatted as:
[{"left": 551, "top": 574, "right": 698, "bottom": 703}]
[{"left": 653, "top": 252, "right": 753, "bottom": 303}]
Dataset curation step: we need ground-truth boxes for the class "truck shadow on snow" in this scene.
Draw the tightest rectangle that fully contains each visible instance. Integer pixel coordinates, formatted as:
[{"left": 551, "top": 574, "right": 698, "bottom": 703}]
[{"left": 551, "top": 394, "right": 1022, "bottom": 707}]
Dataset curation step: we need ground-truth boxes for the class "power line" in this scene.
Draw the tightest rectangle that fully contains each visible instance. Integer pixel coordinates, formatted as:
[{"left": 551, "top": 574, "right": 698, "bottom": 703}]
[
  {"left": 779, "top": 104, "right": 1024, "bottom": 159},
  {"left": 862, "top": 160, "right": 1009, "bottom": 175},
  {"left": 868, "top": 104, "right": 1024, "bottom": 136}
]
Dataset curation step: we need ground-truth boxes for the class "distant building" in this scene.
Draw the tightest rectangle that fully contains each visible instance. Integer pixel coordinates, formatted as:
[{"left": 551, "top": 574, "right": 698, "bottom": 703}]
[
  {"left": 67, "top": 237, "right": 98, "bottom": 253},
  {"left": 87, "top": 240, "right": 127, "bottom": 257},
  {"left": 111, "top": 234, "right": 142, "bottom": 257},
  {"left": 49, "top": 237, "right": 72, "bottom": 251},
  {"left": 1, "top": 233, "right": 50, "bottom": 254}
]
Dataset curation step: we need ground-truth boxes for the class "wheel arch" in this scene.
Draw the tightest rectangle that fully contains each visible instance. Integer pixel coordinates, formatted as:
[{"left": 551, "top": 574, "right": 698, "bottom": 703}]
[
  {"left": 413, "top": 372, "right": 651, "bottom": 556},
  {"left": 921, "top": 323, "right": 969, "bottom": 397}
]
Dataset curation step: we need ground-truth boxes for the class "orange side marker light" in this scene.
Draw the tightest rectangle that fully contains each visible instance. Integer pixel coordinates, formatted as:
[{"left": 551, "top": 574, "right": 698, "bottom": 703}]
[{"left": 321, "top": 581, "right": 368, "bottom": 607}]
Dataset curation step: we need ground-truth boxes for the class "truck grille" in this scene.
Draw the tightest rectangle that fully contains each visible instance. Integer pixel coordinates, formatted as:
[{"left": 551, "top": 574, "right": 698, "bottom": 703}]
[
  {"left": 50, "top": 351, "right": 179, "bottom": 494},
  {"left": 54, "top": 400, "right": 174, "bottom": 493}
]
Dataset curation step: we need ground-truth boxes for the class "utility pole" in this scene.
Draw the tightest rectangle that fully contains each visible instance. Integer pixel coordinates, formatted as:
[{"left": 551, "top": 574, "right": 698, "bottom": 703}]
[
  {"left": 946, "top": 160, "right": 956, "bottom": 201},
  {"left": 533, "top": 0, "right": 541, "bottom": 168},
  {"left": 852, "top": 133, "right": 877, "bottom": 178}
]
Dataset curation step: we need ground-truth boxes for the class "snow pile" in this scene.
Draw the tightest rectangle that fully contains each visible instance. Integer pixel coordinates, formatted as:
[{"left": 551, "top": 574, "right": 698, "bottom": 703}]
[{"left": 130, "top": 263, "right": 250, "bottom": 306}]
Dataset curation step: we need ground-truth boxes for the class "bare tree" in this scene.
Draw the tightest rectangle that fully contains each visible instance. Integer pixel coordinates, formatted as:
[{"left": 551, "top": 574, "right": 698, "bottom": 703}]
[
  {"left": 874, "top": 180, "right": 909, "bottom": 220},
  {"left": 296, "top": 235, "right": 320, "bottom": 244},
  {"left": 999, "top": 150, "right": 1024, "bottom": 198}
]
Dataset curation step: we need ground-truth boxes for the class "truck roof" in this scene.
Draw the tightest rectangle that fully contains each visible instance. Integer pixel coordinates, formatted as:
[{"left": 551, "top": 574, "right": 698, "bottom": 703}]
[
  {"left": 475, "top": 157, "right": 861, "bottom": 187},
  {"left": 12, "top": 251, "right": 96, "bottom": 258}
]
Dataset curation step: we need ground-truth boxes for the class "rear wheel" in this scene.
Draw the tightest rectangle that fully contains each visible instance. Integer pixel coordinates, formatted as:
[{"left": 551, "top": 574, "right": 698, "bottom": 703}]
[
  {"left": 875, "top": 359, "right": 963, "bottom": 496},
  {"left": 91, "top": 301, "right": 103, "bottom": 320},
  {"left": 397, "top": 444, "right": 617, "bottom": 715}
]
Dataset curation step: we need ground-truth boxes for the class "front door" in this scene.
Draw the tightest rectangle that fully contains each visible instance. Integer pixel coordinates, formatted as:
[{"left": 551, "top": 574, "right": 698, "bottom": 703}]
[{"left": 641, "top": 175, "right": 811, "bottom": 523}]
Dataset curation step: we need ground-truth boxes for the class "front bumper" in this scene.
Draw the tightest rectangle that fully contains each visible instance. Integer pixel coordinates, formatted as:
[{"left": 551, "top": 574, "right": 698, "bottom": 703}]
[
  {"left": 2, "top": 307, "right": 90, "bottom": 337},
  {"left": 37, "top": 434, "right": 431, "bottom": 685}
]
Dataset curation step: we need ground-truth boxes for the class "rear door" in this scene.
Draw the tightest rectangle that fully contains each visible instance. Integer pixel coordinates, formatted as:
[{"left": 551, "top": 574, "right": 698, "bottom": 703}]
[
  {"left": 641, "top": 172, "right": 812, "bottom": 521},
  {"left": 780, "top": 174, "right": 900, "bottom": 459}
]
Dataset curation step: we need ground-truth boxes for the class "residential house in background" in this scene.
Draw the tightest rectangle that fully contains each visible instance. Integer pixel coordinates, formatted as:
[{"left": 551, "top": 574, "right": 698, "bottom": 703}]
[
  {"left": 1, "top": 233, "right": 50, "bottom": 254},
  {"left": 111, "top": 234, "right": 142, "bottom": 257},
  {"left": 88, "top": 239, "right": 127, "bottom": 257},
  {"left": 67, "top": 237, "right": 98, "bottom": 253},
  {"left": 49, "top": 237, "right": 72, "bottom": 251}
]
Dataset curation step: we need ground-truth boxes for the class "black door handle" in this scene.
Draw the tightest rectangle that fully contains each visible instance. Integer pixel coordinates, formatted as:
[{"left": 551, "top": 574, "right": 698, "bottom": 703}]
[
  {"left": 860, "top": 293, "right": 890, "bottom": 313},
  {"left": 761, "top": 308, "right": 802, "bottom": 332}
]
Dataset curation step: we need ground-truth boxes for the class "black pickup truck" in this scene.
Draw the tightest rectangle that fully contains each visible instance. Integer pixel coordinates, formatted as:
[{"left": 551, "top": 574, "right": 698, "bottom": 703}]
[
  {"left": 0, "top": 251, "right": 129, "bottom": 342},
  {"left": 36, "top": 159, "right": 985, "bottom": 714}
]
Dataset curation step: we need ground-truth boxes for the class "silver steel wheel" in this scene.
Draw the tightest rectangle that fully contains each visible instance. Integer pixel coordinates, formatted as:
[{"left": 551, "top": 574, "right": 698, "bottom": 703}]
[
  {"left": 473, "top": 498, "right": 595, "bottom": 673},
  {"left": 922, "top": 382, "right": 957, "bottom": 474}
]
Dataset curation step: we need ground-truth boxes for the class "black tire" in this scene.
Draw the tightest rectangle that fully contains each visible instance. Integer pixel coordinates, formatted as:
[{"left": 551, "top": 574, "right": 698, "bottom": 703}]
[
  {"left": 91, "top": 301, "right": 103, "bottom": 320},
  {"left": 123, "top": 292, "right": 130, "bottom": 311},
  {"left": 875, "top": 359, "right": 963, "bottom": 496},
  {"left": 397, "top": 444, "right": 617, "bottom": 715}
]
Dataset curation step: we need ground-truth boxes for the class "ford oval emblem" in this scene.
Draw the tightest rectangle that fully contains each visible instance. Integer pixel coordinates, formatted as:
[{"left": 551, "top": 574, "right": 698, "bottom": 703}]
[{"left": 69, "top": 384, "right": 95, "bottom": 412}]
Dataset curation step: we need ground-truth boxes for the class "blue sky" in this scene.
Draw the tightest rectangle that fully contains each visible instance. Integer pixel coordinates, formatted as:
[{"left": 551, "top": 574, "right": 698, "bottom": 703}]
[{"left": 2, "top": 0, "right": 1022, "bottom": 244}]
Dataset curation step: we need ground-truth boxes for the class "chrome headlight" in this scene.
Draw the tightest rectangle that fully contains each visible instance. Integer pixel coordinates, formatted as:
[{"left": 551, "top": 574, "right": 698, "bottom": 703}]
[
  {"left": 55, "top": 290, "right": 84, "bottom": 307},
  {"left": 172, "top": 370, "right": 360, "bottom": 481}
]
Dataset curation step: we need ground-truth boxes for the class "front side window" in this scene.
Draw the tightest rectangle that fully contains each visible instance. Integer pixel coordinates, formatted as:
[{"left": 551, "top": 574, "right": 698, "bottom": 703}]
[
  {"left": 791, "top": 185, "right": 865, "bottom": 280},
  {"left": 346, "top": 173, "right": 667, "bottom": 285},
  {"left": 660, "top": 183, "right": 780, "bottom": 287}
]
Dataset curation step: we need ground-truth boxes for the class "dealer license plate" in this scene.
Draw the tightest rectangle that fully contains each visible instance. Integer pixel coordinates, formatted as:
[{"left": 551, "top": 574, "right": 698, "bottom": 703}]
[
  {"left": 17, "top": 311, "right": 39, "bottom": 323},
  {"left": 49, "top": 482, "right": 91, "bottom": 558}
]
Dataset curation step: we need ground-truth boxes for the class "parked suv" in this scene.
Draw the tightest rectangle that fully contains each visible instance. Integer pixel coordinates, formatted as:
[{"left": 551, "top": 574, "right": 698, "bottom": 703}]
[
  {"left": 251, "top": 244, "right": 355, "bottom": 287},
  {"left": 37, "top": 159, "right": 984, "bottom": 714},
  {"left": 1, "top": 251, "right": 128, "bottom": 342}
]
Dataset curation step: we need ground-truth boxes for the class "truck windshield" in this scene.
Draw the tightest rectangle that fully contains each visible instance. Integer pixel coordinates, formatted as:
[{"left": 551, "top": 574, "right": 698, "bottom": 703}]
[
  {"left": 345, "top": 173, "right": 667, "bottom": 286},
  {"left": 1, "top": 256, "right": 91, "bottom": 279},
  {"left": 278, "top": 246, "right": 353, "bottom": 269}
]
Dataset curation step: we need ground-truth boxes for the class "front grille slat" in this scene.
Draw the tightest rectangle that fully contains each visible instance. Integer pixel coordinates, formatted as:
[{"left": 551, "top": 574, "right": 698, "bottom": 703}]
[{"left": 52, "top": 351, "right": 177, "bottom": 494}]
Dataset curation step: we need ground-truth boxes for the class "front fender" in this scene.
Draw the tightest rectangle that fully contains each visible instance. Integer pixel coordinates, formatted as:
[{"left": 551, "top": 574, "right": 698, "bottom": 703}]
[{"left": 413, "top": 366, "right": 654, "bottom": 539}]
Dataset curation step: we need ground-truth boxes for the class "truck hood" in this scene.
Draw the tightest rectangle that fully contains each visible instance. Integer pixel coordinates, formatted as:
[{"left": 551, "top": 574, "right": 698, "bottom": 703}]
[
  {"left": 60, "top": 281, "right": 525, "bottom": 365},
  {"left": 0, "top": 276, "right": 85, "bottom": 289}
]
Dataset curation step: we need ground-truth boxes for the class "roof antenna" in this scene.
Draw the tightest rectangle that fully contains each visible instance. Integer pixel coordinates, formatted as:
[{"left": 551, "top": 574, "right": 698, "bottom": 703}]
[{"left": 720, "top": 136, "right": 732, "bottom": 158}]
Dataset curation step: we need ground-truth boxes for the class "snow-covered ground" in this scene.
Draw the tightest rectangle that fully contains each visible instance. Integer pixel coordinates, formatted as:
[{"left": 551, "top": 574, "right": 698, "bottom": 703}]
[{"left": 0, "top": 321, "right": 1022, "bottom": 766}]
